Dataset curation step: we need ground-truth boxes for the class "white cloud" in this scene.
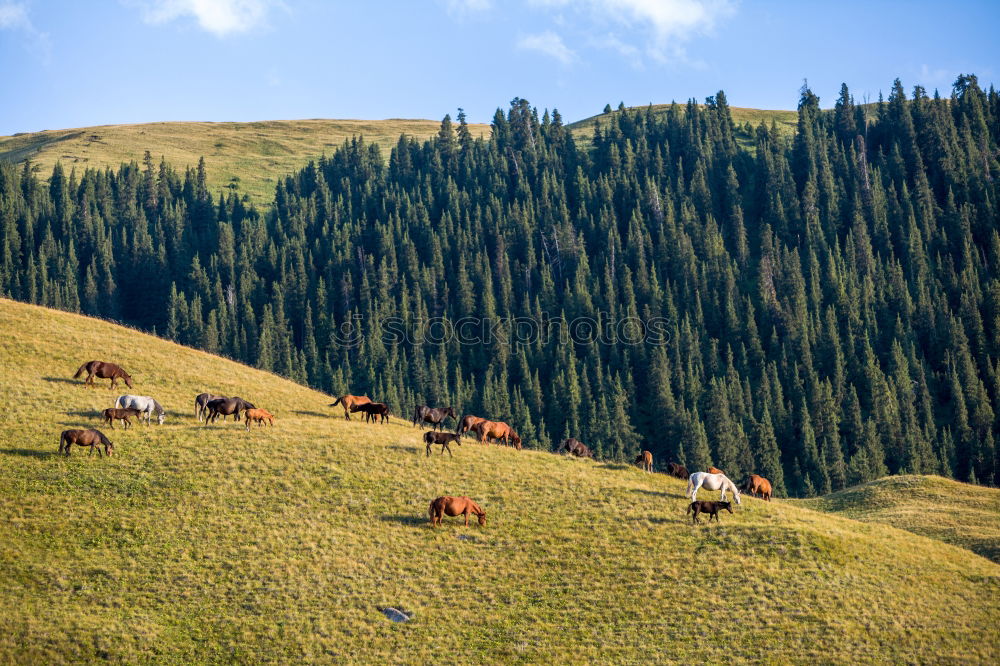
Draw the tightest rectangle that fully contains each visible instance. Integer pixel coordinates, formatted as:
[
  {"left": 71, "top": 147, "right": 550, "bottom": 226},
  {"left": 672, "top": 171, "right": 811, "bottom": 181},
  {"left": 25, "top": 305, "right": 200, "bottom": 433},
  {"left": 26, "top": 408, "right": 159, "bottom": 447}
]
[
  {"left": 918, "top": 64, "right": 953, "bottom": 89},
  {"left": 0, "top": 2, "right": 52, "bottom": 63},
  {"left": 130, "top": 0, "right": 278, "bottom": 36},
  {"left": 517, "top": 30, "right": 575, "bottom": 65},
  {"left": 531, "top": 0, "right": 737, "bottom": 63}
]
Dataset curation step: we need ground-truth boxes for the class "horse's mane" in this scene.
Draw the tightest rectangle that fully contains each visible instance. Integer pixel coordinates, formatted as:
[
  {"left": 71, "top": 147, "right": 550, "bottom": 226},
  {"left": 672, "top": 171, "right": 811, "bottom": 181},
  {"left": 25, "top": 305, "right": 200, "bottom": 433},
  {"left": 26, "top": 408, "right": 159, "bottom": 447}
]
[
  {"left": 96, "top": 430, "right": 112, "bottom": 446},
  {"left": 152, "top": 399, "right": 164, "bottom": 414}
]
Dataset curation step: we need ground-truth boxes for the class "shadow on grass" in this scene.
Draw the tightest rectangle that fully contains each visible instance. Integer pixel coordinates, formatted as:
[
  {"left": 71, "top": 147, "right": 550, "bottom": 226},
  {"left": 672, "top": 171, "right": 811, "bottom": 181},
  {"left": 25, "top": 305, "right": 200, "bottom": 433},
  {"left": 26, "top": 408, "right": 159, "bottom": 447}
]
[
  {"left": 629, "top": 488, "right": 686, "bottom": 499},
  {"left": 66, "top": 410, "right": 101, "bottom": 417},
  {"left": 599, "top": 463, "right": 632, "bottom": 472},
  {"left": 291, "top": 410, "right": 328, "bottom": 418},
  {"left": 0, "top": 448, "right": 55, "bottom": 459},
  {"left": 380, "top": 514, "right": 428, "bottom": 527},
  {"left": 386, "top": 445, "right": 420, "bottom": 454},
  {"left": 43, "top": 376, "right": 84, "bottom": 386}
]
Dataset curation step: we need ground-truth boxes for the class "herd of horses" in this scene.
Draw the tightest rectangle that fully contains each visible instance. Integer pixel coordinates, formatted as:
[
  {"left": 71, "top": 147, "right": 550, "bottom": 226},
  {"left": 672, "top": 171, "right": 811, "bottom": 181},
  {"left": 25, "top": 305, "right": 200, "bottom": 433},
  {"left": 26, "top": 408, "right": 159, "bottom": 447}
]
[{"left": 62, "top": 360, "right": 776, "bottom": 526}]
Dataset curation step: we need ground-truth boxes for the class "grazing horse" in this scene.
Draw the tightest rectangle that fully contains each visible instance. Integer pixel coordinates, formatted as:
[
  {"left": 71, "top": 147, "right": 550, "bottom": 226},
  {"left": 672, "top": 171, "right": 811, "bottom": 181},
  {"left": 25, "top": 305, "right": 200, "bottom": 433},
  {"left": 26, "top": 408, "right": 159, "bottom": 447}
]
[
  {"left": 429, "top": 496, "right": 486, "bottom": 527},
  {"left": 59, "top": 429, "right": 114, "bottom": 457},
  {"left": 102, "top": 407, "right": 142, "bottom": 430},
  {"left": 352, "top": 402, "right": 390, "bottom": 424},
  {"left": 204, "top": 397, "right": 255, "bottom": 425},
  {"left": 425, "top": 431, "right": 461, "bottom": 457},
  {"left": 412, "top": 406, "right": 456, "bottom": 431},
  {"left": 73, "top": 361, "right": 133, "bottom": 390},
  {"left": 329, "top": 395, "right": 371, "bottom": 420},
  {"left": 687, "top": 500, "right": 733, "bottom": 524},
  {"left": 687, "top": 472, "right": 742, "bottom": 505},
  {"left": 195, "top": 393, "right": 227, "bottom": 422},
  {"left": 707, "top": 466, "right": 724, "bottom": 475},
  {"left": 667, "top": 462, "right": 689, "bottom": 479},
  {"left": 561, "top": 438, "right": 593, "bottom": 458},
  {"left": 115, "top": 395, "right": 166, "bottom": 425},
  {"left": 474, "top": 421, "right": 522, "bottom": 449},
  {"left": 742, "top": 474, "right": 773, "bottom": 501},
  {"left": 634, "top": 450, "right": 653, "bottom": 472},
  {"left": 458, "top": 414, "right": 488, "bottom": 437},
  {"left": 243, "top": 408, "right": 275, "bottom": 430}
]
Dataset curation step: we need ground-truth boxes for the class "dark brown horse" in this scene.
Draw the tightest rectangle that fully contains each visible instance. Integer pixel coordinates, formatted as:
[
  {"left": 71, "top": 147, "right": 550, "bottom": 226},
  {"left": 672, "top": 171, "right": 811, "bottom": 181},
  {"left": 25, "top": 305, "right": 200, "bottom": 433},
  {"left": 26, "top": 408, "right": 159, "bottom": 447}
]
[
  {"left": 429, "top": 496, "right": 486, "bottom": 527},
  {"left": 666, "top": 462, "right": 689, "bottom": 479},
  {"left": 687, "top": 500, "right": 733, "bottom": 524},
  {"left": 73, "top": 361, "right": 133, "bottom": 390},
  {"left": 413, "top": 406, "right": 456, "bottom": 431},
  {"left": 102, "top": 407, "right": 142, "bottom": 430},
  {"left": 195, "top": 393, "right": 228, "bottom": 422},
  {"left": 425, "top": 431, "right": 461, "bottom": 457},
  {"left": 458, "top": 414, "right": 488, "bottom": 437},
  {"left": 204, "top": 397, "right": 255, "bottom": 425},
  {"left": 561, "top": 438, "right": 593, "bottom": 458},
  {"left": 59, "top": 429, "right": 114, "bottom": 457},
  {"left": 474, "top": 421, "right": 522, "bottom": 449},
  {"left": 351, "top": 402, "right": 390, "bottom": 424},
  {"left": 634, "top": 450, "right": 653, "bottom": 472},
  {"left": 329, "top": 395, "right": 372, "bottom": 420}
]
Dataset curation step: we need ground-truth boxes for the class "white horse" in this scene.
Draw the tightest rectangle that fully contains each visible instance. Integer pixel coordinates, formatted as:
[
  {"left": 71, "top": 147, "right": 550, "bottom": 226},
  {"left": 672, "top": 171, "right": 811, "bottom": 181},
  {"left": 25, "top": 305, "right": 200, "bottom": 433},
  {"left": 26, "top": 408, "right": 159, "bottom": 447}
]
[
  {"left": 114, "top": 395, "right": 166, "bottom": 425},
  {"left": 686, "top": 471, "right": 742, "bottom": 505}
]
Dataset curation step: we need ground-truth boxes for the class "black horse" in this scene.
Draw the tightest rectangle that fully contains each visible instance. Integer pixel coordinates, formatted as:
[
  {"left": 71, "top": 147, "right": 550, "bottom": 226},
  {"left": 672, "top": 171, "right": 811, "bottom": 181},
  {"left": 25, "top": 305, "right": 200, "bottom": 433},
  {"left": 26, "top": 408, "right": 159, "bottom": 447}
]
[
  {"left": 412, "top": 405, "right": 456, "bottom": 431},
  {"left": 561, "top": 438, "right": 593, "bottom": 458},
  {"left": 204, "top": 397, "right": 255, "bottom": 425}
]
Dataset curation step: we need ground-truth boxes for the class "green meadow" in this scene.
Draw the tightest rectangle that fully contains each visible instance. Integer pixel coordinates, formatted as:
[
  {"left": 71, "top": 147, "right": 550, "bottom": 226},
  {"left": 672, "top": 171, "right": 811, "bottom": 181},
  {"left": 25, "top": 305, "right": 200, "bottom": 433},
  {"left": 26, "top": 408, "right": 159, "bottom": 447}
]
[{"left": 0, "top": 299, "right": 997, "bottom": 663}]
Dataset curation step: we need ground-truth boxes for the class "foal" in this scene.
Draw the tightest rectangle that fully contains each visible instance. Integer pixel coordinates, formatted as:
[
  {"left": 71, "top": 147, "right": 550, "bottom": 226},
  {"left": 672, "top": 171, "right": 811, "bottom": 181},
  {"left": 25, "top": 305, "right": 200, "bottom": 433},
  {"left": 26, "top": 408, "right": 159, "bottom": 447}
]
[
  {"left": 687, "top": 500, "right": 733, "bottom": 524},
  {"left": 243, "top": 408, "right": 275, "bottom": 431},
  {"left": 102, "top": 407, "right": 142, "bottom": 430},
  {"left": 424, "top": 431, "right": 461, "bottom": 457}
]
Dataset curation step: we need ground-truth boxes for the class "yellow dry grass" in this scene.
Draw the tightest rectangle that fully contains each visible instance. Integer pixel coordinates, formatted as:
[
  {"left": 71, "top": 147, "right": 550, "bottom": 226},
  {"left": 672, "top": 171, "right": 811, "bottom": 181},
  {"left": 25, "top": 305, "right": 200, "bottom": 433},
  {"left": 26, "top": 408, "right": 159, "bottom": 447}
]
[
  {"left": 0, "top": 118, "right": 491, "bottom": 207},
  {"left": 0, "top": 299, "right": 997, "bottom": 663}
]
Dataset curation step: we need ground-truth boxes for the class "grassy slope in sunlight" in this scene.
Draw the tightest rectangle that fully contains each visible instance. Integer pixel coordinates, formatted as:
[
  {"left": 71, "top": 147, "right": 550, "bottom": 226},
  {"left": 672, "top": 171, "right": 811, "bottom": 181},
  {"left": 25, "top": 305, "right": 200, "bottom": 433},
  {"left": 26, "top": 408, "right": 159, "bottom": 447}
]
[{"left": 0, "top": 299, "right": 998, "bottom": 663}]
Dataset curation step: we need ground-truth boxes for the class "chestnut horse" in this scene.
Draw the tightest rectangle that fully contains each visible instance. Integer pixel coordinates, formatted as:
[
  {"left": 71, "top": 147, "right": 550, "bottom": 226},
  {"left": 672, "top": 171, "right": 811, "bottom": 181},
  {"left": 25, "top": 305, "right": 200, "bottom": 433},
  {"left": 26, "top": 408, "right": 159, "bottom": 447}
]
[
  {"left": 457, "top": 414, "right": 488, "bottom": 437},
  {"left": 329, "top": 395, "right": 371, "bottom": 420},
  {"left": 742, "top": 474, "right": 773, "bottom": 501},
  {"left": 59, "top": 429, "right": 114, "bottom": 457},
  {"left": 73, "top": 361, "right": 133, "bottom": 390},
  {"left": 429, "top": 496, "right": 486, "bottom": 527},
  {"left": 708, "top": 466, "right": 724, "bottom": 475},
  {"left": 102, "top": 407, "right": 142, "bottom": 430},
  {"left": 634, "top": 450, "right": 653, "bottom": 472},
  {"left": 474, "top": 420, "right": 522, "bottom": 449},
  {"left": 243, "top": 408, "right": 274, "bottom": 430}
]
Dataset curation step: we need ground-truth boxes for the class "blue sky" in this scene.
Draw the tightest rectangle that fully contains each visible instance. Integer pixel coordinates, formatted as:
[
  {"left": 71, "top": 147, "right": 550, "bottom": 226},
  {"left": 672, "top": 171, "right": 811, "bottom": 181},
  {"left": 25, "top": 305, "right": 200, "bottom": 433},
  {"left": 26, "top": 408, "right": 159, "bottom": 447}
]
[{"left": 0, "top": 0, "right": 997, "bottom": 135}]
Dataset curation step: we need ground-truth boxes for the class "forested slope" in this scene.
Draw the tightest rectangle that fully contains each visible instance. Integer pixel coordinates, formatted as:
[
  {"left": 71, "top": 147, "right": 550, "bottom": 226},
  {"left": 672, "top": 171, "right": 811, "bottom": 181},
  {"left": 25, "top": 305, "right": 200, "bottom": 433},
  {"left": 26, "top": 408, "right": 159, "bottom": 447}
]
[{"left": 2, "top": 75, "right": 999, "bottom": 495}]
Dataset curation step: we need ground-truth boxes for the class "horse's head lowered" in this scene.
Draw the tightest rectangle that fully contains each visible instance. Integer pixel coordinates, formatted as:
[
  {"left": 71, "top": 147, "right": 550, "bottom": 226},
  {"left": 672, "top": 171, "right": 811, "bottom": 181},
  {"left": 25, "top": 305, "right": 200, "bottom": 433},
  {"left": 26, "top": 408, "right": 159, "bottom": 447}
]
[{"left": 123, "top": 372, "right": 133, "bottom": 389}]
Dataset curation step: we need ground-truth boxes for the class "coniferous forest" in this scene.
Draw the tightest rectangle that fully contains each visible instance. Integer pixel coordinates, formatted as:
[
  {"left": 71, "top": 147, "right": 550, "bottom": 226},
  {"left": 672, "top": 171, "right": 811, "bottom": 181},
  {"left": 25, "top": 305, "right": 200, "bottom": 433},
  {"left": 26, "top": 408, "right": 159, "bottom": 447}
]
[{"left": 2, "top": 76, "right": 999, "bottom": 495}]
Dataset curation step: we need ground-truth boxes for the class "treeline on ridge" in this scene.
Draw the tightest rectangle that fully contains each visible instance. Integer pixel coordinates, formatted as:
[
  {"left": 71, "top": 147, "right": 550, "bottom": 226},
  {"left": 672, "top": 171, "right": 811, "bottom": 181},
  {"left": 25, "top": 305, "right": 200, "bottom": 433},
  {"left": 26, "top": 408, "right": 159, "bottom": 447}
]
[{"left": 1, "top": 75, "right": 999, "bottom": 495}]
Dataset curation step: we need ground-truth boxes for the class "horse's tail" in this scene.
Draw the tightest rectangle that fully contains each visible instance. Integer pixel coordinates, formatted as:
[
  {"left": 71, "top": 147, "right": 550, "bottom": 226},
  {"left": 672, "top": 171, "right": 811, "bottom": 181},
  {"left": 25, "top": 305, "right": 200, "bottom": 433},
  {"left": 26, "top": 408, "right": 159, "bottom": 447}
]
[
  {"left": 330, "top": 397, "right": 343, "bottom": 407},
  {"left": 58, "top": 431, "right": 65, "bottom": 451},
  {"left": 114, "top": 396, "right": 123, "bottom": 409},
  {"left": 428, "top": 500, "right": 436, "bottom": 522},
  {"left": 73, "top": 362, "right": 88, "bottom": 379},
  {"left": 686, "top": 477, "right": 694, "bottom": 499},
  {"left": 195, "top": 397, "right": 201, "bottom": 420}
]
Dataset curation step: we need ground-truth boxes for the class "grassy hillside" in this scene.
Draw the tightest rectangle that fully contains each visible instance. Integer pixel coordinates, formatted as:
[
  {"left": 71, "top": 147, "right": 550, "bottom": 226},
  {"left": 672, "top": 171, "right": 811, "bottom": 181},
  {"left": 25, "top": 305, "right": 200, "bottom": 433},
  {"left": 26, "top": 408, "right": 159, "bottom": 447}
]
[
  {"left": 0, "top": 118, "right": 490, "bottom": 207},
  {"left": 797, "top": 475, "right": 1000, "bottom": 563},
  {"left": 0, "top": 299, "right": 998, "bottom": 663},
  {"left": 568, "top": 104, "right": 799, "bottom": 149}
]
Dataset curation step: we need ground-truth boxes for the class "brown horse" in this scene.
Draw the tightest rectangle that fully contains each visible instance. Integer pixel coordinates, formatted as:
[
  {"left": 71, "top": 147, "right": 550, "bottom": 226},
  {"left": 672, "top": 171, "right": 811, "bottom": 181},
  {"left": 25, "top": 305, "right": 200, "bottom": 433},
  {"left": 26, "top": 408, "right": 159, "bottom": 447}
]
[
  {"left": 474, "top": 420, "right": 522, "bottom": 449},
  {"left": 195, "top": 393, "right": 227, "bottom": 422},
  {"left": 708, "top": 466, "right": 724, "bottom": 475},
  {"left": 413, "top": 406, "right": 456, "bottom": 431},
  {"left": 329, "top": 395, "right": 371, "bottom": 420},
  {"left": 634, "top": 450, "right": 653, "bottom": 472},
  {"left": 102, "top": 407, "right": 142, "bottom": 430},
  {"left": 425, "top": 431, "right": 461, "bottom": 457},
  {"left": 243, "top": 408, "right": 275, "bottom": 430},
  {"left": 667, "top": 462, "right": 689, "bottom": 479},
  {"left": 429, "top": 496, "right": 486, "bottom": 527},
  {"left": 204, "top": 397, "right": 255, "bottom": 425},
  {"left": 59, "top": 429, "right": 114, "bottom": 457},
  {"left": 352, "top": 402, "right": 390, "bottom": 424},
  {"left": 687, "top": 500, "right": 733, "bottom": 524},
  {"left": 561, "top": 438, "right": 593, "bottom": 458},
  {"left": 458, "top": 414, "right": 488, "bottom": 437},
  {"left": 73, "top": 361, "right": 133, "bottom": 390},
  {"left": 742, "top": 474, "right": 773, "bottom": 501}
]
